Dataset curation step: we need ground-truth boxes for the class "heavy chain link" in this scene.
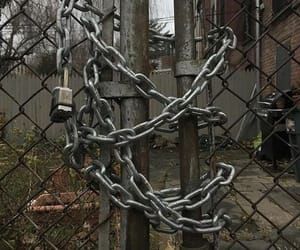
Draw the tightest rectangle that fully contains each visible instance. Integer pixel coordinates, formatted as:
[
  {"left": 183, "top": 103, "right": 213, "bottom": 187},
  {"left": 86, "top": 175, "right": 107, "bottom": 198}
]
[
  {"left": 58, "top": 0, "right": 236, "bottom": 234},
  {"left": 56, "top": 0, "right": 74, "bottom": 85}
]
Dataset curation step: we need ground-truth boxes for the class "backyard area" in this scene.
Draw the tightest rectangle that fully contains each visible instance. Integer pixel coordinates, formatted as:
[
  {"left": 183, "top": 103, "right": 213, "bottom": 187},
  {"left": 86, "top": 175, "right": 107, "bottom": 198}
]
[
  {"left": 1, "top": 134, "right": 299, "bottom": 249},
  {"left": 1, "top": 0, "right": 300, "bottom": 249},
  {"left": 149, "top": 146, "right": 300, "bottom": 249}
]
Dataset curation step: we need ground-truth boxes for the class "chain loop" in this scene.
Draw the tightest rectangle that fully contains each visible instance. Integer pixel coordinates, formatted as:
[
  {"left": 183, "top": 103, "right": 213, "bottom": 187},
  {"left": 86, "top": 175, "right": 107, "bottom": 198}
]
[{"left": 57, "top": 0, "right": 236, "bottom": 234}]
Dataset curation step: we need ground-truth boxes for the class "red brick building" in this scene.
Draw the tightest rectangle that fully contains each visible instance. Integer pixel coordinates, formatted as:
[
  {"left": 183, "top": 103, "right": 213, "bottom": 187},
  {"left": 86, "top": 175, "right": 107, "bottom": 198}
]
[
  {"left": 260, "top": 0, "right": 300, "bottom": 96},
  {"left": 200, "top": 0, "right": 300, "bottom": 95},
  {"left": 201, "top": 0, "right": 255, "bottom": 46},
  {"left": 197, "top": 0, "right": 256, "bottom": 68}
]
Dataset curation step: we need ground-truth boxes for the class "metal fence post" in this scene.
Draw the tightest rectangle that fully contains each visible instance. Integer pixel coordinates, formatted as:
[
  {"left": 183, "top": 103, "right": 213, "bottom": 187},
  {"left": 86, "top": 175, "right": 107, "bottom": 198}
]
[
  {"left": 174, "top": 0, "right": 210, "bottom": 249},
  {"left": 120, "top": 1, "right": 150, "bottom": 250},
  {"left": 97, "top": 1, "right": 114, "bottom": 249}
]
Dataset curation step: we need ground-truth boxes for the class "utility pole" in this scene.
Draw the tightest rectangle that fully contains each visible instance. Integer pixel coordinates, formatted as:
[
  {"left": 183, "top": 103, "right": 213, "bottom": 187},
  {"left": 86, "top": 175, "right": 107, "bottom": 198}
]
[
  {"left": 174, "top": 0, "right": 210, "bottom": 249},
  {"left": 120, "top": 1, "right": 150, "bottom": 250},
  {"left": 97, "top": 1, "right": 114, "bottom": 249}
]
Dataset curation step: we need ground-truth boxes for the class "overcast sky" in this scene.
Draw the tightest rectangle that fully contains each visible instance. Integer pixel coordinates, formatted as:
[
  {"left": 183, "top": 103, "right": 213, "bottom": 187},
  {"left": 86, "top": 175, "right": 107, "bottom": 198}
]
[{"left": 150, "top": 0, "right": 174, "bottom": 34}]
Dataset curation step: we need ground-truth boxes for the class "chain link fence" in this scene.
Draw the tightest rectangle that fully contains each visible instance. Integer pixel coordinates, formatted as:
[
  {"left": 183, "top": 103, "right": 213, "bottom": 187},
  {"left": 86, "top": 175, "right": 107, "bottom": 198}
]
[{"left": 0, "top": 0, "right": 300, "bottom": 249}]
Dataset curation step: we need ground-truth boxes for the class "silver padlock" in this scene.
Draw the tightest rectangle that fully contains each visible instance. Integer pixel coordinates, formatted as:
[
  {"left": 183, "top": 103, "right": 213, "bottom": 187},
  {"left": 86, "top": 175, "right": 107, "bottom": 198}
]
[
  {"left": 50, "top": 67, "right": 73, "bottom": 123},
  {"left": 50, "top": 86, "right": 73, "bottom": 123}
]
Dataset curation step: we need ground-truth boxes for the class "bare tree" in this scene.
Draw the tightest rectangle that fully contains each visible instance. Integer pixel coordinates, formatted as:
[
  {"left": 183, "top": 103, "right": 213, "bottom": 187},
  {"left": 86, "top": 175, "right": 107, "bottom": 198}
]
[
  {"left": 0, "top": 0, "right": 58, "bottom": 74},
  {"left": 0, "top": 1, "right": 173, "bottom": 75}
]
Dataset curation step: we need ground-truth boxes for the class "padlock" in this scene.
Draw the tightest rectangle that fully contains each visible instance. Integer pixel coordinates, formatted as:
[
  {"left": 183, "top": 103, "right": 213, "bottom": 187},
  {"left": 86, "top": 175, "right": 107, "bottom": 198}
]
[{"left": 50, "top": 86, "right": 73, "bottom": 123}]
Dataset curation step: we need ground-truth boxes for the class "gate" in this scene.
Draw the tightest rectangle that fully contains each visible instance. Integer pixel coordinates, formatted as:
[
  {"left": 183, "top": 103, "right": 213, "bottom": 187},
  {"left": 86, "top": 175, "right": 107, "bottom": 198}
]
[{"left": 0, "top": 1, "right": 299, "bottom": 249}]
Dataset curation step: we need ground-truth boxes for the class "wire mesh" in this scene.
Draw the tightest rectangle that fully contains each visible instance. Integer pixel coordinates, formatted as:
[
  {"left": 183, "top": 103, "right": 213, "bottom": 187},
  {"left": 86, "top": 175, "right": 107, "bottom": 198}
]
[{"left": 0, "top": 0, "right": 299, "bottom": 249}]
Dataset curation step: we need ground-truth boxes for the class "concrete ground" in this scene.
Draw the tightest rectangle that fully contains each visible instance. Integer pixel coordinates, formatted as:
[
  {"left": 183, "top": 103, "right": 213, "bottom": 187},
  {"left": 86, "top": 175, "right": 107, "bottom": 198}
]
[{"left": 148, "top": 147, "right": 300, "bottom": 250}]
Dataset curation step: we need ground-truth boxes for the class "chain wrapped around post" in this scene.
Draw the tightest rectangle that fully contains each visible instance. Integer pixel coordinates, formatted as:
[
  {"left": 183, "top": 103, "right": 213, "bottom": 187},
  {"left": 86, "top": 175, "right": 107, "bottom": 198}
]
[
  {"left": 50, "top": 0, "right": 75, "bottom": 123},
  {"left": 52, "top": 0, "right": 236, "bottom": 234}
]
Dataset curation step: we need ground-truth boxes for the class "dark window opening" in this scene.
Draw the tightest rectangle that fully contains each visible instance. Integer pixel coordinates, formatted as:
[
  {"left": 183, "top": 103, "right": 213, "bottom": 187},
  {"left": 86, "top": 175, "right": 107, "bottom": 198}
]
[
  {"left": 211, "top": 3, "right": 216, "bottom": 28},
  {"left": 272, "top": 0, "right": 292, "bottom": 14},
  {"left": 243, "top": 0, "right": 255, "bottom": 44},
  {"left": 276, "top": 42, "right": 291, "bottom": 91},
  {"left": 218, "top": 0, "right": 225, "bottom": 26}
]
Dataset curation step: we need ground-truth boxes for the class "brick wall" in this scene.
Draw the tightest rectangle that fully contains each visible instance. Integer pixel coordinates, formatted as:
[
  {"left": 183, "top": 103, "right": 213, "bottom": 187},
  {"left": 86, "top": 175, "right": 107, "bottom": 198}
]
[
  {"left": 199, "top": 0, "right": 255, "bottom": 68},
  {"left": 261, "top": 0, "right": 300, "bottom": 96}
]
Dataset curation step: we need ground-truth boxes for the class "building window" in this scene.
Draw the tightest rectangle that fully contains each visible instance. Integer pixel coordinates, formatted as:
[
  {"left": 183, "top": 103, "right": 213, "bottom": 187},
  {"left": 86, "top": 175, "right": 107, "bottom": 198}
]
[
  {"left": 272, "top": 0, "right": 292, "bottom": 15},
  {"left": 211, "top": 3, "right": 216, "bottom": 27},
  {"left": 276, "top": 42, "right": 291, "bottom": 91},
  {"left": 218, "top": 0, "right": 225, "bottom": 26},
  {"left": 243, "top": 0, "right": 255, "bottom": 44}
]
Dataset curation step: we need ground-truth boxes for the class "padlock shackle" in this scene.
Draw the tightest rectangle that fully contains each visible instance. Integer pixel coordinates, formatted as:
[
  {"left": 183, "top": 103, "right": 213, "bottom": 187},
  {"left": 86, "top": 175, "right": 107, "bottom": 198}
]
[{"left": 63, "top": 67, "right": 70, "bottom": 88}]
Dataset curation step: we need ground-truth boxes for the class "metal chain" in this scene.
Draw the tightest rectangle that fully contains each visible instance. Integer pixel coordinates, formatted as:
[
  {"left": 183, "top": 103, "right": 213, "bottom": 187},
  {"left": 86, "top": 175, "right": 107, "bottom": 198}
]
[
  {"left": 57, "top": 1, "right": 236, "bottom": 234},
  {"left": 56, "top": 0, "right": 75, "bottom": 85}
]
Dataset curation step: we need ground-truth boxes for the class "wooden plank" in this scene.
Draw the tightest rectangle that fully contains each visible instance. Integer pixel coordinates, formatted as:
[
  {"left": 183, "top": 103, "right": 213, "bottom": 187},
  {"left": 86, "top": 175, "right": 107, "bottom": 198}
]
[
  {"left": 96, "top": 81, "right": 140, "bottom": 98},
  {"left": 120, "top": 1, "right": 150, "bottom": 249},
  {"left": 97, "top": 1, "right": 114, "bottom": 250}
]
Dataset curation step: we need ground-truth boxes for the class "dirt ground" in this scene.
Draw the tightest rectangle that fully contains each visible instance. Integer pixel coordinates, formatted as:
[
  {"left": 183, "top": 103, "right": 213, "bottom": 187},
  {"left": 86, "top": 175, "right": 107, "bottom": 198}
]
[
  {"left": 148, "top": 147, "right": 300, "bottom": 250},
  {"left": 1, "top": 138, "right": 299, "bottom": 249}
]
